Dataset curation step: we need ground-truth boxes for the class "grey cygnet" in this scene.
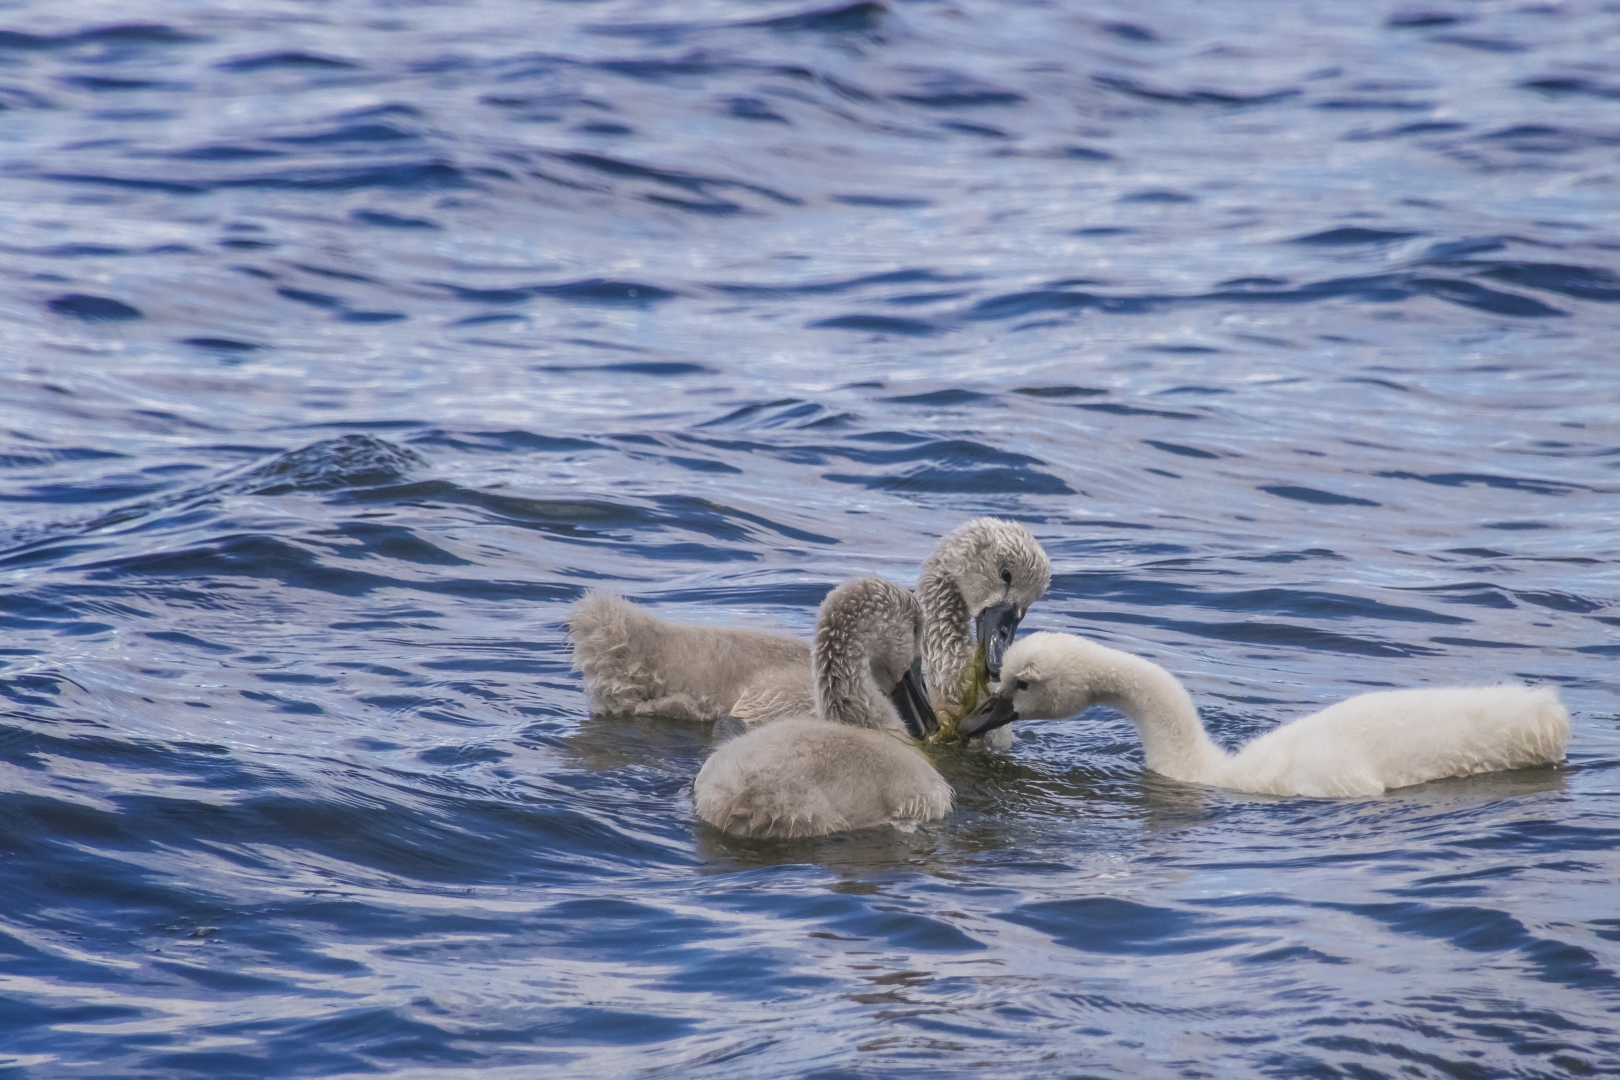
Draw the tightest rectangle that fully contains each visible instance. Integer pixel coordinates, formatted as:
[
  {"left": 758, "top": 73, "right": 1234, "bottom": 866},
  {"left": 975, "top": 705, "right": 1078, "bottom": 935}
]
[
  {"left": 692, "top": 576, "right": 952, "bottom": 839},
  {"left": 568, "top": 517, "right": 1051, "bottom": 739}
]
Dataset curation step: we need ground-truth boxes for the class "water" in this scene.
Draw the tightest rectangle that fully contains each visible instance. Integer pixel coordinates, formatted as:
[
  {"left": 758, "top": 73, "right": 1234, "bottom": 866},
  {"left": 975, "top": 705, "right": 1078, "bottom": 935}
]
[{"left": 2, "top": 0, "right": 1619, "bottom": 1075}]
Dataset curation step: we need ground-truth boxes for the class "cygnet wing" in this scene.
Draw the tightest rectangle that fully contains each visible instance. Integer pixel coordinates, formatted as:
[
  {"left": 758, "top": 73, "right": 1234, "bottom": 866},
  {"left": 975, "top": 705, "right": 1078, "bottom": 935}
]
[{"left": 730, "top": 666, "right": 816, "bottom": 727}]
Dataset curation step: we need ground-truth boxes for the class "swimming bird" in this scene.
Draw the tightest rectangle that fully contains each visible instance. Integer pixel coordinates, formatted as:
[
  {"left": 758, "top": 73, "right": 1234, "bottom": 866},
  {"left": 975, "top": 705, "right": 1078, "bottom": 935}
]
[
  {"left": 568, "top": 591, "right": 810, "bottom": 724},
  {"left": 959, "top": 632, "right": 1569, "bottom": 797},
  {"left": 915, "top": 516, "right": 1051, "bottom": 729},
  {"left": 568, "top": 517, "right": 1051, "bottom": 734},
  {"left": 693, "top": 576, "right": 952, "bottom": 838}
]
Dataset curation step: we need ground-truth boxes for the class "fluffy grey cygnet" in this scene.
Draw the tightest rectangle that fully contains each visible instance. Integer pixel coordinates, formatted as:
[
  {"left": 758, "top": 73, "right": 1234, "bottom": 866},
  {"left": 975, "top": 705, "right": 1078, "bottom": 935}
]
[
  {"left": 692, "top": 577, "right": 952, "bottom": 839},
  {"left": 914, "top": 516, "right": 1050, "bottom": 730},
  {"left": 962, "top": 632, "right": 1571, "bottom": 797},
  {"left": 567, "top": 591, "right": 809, "bottom": 723},
  {"left": 567, "top": 518, "right": 1051, "bottom": 738}
]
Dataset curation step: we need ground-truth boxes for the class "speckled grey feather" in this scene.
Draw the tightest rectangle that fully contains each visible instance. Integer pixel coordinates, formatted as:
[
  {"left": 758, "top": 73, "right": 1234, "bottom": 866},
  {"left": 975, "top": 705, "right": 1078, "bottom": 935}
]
[
  {"left": 568, "top": 518, "right": 1051, "bottom": 741},
  {"left": 915, "top": 517, "right": 1051, "bottom": 723}
]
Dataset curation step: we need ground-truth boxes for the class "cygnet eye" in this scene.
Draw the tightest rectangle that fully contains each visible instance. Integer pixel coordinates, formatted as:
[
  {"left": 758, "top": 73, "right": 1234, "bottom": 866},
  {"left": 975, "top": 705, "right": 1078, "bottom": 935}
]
[
  {"left": 1015, "top": 679, "right": 1029, "bottom": 691},
  {"left": 1000, "top": 567, "right": 1012, "bottom": 585}
]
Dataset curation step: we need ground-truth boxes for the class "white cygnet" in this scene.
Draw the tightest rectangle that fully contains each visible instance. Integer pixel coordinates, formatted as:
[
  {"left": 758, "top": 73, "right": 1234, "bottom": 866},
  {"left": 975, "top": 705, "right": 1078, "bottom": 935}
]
[{"left": 960, "top": 632, "right": 1569, "bottom": 797}]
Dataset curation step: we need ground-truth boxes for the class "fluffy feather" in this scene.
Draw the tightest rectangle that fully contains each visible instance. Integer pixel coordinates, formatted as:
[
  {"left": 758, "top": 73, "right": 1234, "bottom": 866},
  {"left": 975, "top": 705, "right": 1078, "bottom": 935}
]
[
  {"left": 916, "top": 517, "right": 1050, "bottom": 725},
  {"left": 692, "top": 577, "right": 954, "bottom": 838},
  {"left": 567, "top": 591, "right": 807, "bottom": 722},
  {"left": 693, "top": 718, "right": 951, "bottom": 838},
  {"left": 982, "top": 632, "right": 1569, "bottom": 797},
  {"left": 568, "top": 518, "right": 1051, "bottom": 738}
]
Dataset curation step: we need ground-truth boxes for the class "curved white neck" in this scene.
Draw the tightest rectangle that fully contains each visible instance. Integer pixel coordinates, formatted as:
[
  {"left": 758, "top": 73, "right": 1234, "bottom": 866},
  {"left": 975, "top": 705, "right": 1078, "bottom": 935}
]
[{"left": 1065, "top": 646, "right": 1228, "bottom": 784}]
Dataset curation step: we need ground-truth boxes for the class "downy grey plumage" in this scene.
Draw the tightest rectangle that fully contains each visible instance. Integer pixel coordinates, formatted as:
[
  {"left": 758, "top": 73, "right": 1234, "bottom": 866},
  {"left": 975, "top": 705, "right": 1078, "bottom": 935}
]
[
  {"left": 567, "top": 518, "right": 1051, "bottom": 739},
  {"left": 914, "top": 517, "right": 1050, "bottom": 729},
  {"left": 692, "top": 577, "right": 952, "bottom": 839},
  {"left": 567, "top": 591, "right": 808, "bottom": 723}
]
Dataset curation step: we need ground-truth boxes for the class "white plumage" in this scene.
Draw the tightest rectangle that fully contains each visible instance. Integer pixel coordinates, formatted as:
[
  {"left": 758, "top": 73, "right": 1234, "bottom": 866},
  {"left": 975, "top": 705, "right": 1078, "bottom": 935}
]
[{"left": 965, "top": 632, "right": 1569, "bottom": 797}]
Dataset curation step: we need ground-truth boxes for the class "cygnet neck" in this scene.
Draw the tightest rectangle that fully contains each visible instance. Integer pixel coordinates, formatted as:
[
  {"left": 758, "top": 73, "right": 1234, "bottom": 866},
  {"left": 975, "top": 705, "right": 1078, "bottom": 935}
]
[
  {"left": 813, "top": 592, "right": 903, "bottom": 733},
  {"left": 1078, "top": 645, "right": 1228, "bottom": 784},
  {"left": 816, "top": 655, "right": 889, "bottom": 730},
  {"left": 914, "top": 558, "right": 972, "bottom": 713}
]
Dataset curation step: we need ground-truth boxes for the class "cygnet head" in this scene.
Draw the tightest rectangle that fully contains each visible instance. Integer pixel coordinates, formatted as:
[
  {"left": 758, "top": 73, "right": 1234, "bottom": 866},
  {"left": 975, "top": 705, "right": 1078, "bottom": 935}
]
[
  {"left": 920, "top": 517, "right": 1052, "bottom": 678},
  {"left": 957, "top": 632, "right": 1098, "bottom": 738},
  {"left": 813, "top": 576, "right": 938, "bottom": 738}
]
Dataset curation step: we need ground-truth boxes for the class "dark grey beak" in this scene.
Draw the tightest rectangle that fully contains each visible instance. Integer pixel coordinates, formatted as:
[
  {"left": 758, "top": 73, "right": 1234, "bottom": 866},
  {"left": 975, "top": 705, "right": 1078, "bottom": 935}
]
[
  {"left": 974, "top": 600, "right": 1023, "bottom": 680},
  {"left": 958, "top": 692, "right": 1018, "bottom": 740},
  {"left": 889, "top": 655, "right": 939, "bottom": 739}
]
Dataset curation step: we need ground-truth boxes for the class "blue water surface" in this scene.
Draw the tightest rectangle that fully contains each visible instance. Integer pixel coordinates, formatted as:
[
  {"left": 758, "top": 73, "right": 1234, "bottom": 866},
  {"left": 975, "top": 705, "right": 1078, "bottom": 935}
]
[{"left": 2, "top": 1, "right": 1619, "bottom": 1076}]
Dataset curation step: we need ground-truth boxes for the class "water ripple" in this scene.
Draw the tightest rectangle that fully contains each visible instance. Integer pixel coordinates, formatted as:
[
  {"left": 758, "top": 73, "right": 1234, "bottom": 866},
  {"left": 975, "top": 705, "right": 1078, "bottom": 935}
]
[{"left": 2, "top": 1, "right": 1618, "bottom": 1077}]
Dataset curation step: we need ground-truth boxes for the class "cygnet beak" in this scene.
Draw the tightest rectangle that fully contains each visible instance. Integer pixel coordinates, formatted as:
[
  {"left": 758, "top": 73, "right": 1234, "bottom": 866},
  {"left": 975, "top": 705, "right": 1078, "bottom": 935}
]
[
  {"left": 958, "top": 691, "right": 1018, "bottom": 740},
  {"left": 889, "top": 655, "right": 939, "bottom": 739},
  {"left": 974, "top": 600, "right": 1022, "bottom": 680}
]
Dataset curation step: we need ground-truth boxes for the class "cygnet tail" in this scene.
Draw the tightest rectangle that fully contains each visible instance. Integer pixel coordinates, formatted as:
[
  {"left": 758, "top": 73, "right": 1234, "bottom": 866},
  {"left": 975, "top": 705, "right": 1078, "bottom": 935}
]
[
  {"left": 568, "top": 591, "right": 666, "bottom": 715},
  {"left": 1503, "top": 686, "right": 1571, "bottom": 767},
  {"left": 1384, "top": 684, "right": 1570, "bottom": 791}
]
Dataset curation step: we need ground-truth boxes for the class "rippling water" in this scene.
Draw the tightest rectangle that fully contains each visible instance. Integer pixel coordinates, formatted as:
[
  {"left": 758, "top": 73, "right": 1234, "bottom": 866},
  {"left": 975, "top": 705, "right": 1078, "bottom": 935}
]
[{"left": 3, "top": 1, "right": 1619, "bottom": 1076}]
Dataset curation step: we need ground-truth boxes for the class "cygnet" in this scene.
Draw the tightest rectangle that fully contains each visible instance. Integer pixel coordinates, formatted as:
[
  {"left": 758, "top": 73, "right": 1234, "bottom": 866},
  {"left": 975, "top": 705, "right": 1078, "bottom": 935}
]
[
  {"left": 568, "top": 517, "right": 1051, "bottom": 737},
  {"left": 692, "top": 577, "right": 953, "bottom": 838},
  {"left": 960, "top": 632, "right": 1569, "bottom": 797}
]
